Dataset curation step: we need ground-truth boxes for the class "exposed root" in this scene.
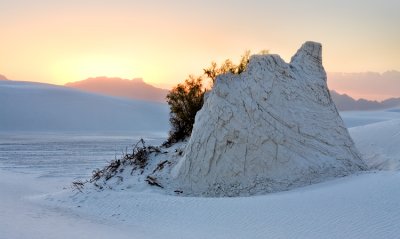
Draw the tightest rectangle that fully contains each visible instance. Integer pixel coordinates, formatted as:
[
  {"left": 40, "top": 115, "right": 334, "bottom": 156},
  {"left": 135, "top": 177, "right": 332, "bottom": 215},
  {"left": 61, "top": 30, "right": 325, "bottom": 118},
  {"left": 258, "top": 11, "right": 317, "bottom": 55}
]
[
  {"left": 152, "top": 160, "right": 170, "bottom": 174},
  {"left": 145, "top": 176, "right": 163, "bottom": 188},
  {"left": 72, "top": 180, "right": 86, "bottom": 193}
]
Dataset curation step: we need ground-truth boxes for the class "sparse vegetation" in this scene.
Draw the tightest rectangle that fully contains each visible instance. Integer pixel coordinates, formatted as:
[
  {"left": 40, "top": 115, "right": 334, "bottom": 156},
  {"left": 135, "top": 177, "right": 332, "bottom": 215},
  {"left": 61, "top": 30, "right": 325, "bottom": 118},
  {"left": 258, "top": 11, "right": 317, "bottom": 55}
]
[
  {"left": 71, "top": 180, "right": 86, "bottom": 193},
  {"left": 203, "top": 50, "right": 252, "bottom": 83},
  {"left": 72, "top": 139, "right": 164, "bottom": 192}
]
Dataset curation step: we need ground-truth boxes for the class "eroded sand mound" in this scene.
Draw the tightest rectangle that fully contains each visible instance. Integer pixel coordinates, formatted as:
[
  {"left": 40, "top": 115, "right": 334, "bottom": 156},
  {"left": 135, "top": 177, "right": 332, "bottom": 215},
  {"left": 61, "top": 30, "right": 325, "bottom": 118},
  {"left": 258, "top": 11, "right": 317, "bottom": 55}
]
[{"left": 172, "top": 42, "right": 366, "bottom": 196}]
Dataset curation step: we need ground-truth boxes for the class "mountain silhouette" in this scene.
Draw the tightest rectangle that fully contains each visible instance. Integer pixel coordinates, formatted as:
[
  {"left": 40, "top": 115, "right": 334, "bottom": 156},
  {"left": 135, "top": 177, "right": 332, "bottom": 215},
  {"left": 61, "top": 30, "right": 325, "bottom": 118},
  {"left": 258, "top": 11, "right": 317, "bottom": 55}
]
[
  {"left": 65, "top": 77, "right": 168, "bottom": 103},
  {"left": 0, "top": 74, "right": 8, "bottom": 80},
  {"left": 328, "top": 71, "right": 400, "bottom": 100},
  {"left": 331, "top": 90, "right": 400, "bottom": 111}
]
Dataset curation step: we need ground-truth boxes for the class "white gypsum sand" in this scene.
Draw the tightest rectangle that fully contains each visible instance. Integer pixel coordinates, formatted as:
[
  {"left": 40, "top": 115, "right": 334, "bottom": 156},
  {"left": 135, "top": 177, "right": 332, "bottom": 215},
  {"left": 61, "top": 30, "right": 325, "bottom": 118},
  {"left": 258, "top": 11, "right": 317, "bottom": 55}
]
[{"left": 1, "top": 110, "right": 400, "bottom": 238}]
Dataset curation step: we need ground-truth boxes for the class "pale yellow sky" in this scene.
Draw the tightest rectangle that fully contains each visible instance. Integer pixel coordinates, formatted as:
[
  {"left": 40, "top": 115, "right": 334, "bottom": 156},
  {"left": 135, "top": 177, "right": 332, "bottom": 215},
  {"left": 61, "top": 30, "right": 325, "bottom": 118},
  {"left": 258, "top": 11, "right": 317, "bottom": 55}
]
[{"left": 1, "top": 0, "right": 399, "bottom": 89}]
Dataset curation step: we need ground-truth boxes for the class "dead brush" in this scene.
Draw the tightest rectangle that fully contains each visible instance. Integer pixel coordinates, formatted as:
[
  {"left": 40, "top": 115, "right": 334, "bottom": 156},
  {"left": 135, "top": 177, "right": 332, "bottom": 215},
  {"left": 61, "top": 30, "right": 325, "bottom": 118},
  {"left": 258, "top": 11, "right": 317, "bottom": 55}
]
[
  {"left": 152, "top": 160, "right": 171, "bottom": 174},
  {"left": 90, "top": 138, "right": 161, "bottom": 186},
  {"left": 124, "top": 139, "right": 161, "bottom": 174},
  {"left": 71, "top": 180, "right": 87, "bottom": 193},
  {"left": 145, "top": 176, "right": 163, "bottom": 188}
]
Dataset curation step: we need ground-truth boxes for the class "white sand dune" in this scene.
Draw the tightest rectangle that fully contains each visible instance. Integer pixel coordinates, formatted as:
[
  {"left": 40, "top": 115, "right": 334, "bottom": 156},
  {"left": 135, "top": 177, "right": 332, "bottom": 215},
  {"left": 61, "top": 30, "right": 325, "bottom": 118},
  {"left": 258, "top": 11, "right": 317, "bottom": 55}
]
[
  {"left": 340, "top": 109, "right": 400, "bottom": 128},
  {"left": 1, "top": 89, "right": 400, "bottom": 238},
  {"left": 350, "top": 119, "right": 400, "bottom": 170},
  {"left": 34, "top": 170, "right": 400, "bottom": 239},
  {"left": 0, "top": 169, "right": 143, "bottom": 239}
]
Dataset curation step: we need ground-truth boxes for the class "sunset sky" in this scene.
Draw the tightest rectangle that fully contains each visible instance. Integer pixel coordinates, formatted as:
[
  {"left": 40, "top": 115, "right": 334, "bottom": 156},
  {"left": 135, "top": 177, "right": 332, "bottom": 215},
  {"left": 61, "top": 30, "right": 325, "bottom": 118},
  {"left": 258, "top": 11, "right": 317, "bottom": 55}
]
[{"left": 1, "top": 0, "right": 399, "bottom": 91}]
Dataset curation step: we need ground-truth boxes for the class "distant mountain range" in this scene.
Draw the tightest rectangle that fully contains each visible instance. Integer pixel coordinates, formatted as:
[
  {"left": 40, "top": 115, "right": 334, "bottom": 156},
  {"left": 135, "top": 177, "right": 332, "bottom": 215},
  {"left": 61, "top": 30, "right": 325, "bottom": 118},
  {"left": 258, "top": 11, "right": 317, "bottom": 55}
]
[
  {"left": 65, "top": 76, "right": 400, "bottom": 111},
  {"left": 331, "top": 90, "right": 400, "bottom": 111},
  {"left": 65, "top": 77, "right": 168, "bottom": 103},
  {"left": 2, "top": 73, "right": 400, "bottom": 111},
  {"left": 0, "top": 74, "right": 8, "bottom": 80},
  {"left": 328, "top": 71, "right": 400, "bottom": 100}
]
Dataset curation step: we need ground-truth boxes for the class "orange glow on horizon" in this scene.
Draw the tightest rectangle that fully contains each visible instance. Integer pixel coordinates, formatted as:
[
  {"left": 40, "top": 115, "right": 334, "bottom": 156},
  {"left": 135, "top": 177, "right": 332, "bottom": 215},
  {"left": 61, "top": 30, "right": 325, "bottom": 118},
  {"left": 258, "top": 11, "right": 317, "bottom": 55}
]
[
  {"left": 0, "top": 1, "right": 399, "bottom": 94},
  {"left": 50, "top": 56, "right": 141, "bottom": 85}
]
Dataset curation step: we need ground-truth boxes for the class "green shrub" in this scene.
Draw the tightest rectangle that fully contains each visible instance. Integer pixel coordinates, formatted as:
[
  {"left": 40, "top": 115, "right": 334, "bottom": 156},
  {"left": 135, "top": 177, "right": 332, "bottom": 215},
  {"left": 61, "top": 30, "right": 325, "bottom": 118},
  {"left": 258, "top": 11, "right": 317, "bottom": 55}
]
[
  {"left": 203, "top": 50, "right": 251, "bottom": 84},
  {"left": 165, "top": 75, "right": 205, "bottom": 145},
  {"left": 165, "top": 50, "right": 268, "bottom": 145}
]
